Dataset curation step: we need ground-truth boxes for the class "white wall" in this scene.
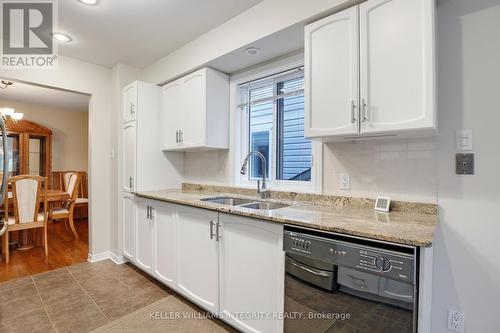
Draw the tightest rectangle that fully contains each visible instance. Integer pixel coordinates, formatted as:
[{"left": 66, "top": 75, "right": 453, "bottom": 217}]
[
  {"left": 432, "top": 1, "right": 500, "bottom": 332},
  {"left": 0, "top": 55, "right": 113, "bottom": 256},
  {"left": 0, "top": 98, "right": 89, "bottom": 172}
]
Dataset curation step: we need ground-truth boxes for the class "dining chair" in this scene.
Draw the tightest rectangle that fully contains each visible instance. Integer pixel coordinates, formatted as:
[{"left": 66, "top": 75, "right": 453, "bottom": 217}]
[
  {"left": 2, "top": 175, "right": 48, "bottom": 264},
  {"left": 63, "top": 171, "right": 88, "bottom": 220},
  {"left": 50, "top": 172, "right": 80, "bottom": 239}
]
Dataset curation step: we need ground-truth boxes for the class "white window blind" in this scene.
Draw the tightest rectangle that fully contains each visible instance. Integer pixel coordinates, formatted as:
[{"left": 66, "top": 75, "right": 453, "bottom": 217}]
[
  {"left": 238, "top": 67, "right": 304, "bottom": 110},
  {"left": 238, "top": 66, "right": 312, "bottom": 182}
]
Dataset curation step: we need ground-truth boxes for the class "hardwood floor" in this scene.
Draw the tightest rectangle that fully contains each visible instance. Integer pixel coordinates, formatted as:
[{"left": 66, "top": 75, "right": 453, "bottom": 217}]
[{"left": 0, "top": 219, "right": 88, "bottom": 282}]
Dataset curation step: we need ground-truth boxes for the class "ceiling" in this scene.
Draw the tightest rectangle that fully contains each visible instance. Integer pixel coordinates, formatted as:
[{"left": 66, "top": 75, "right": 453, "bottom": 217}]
[
  {"left": 0, "top": 81, "right": 90, "bottom": 112},
  {"left": 207, "top": 23, "right": 305, "bottom": 74},
  {"left": 57, "top": 0, "right": 263, "bottom": 68}
]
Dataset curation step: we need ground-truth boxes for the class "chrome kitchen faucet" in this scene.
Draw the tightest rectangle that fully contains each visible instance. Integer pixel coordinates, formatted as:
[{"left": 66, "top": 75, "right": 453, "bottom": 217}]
[{"left": 240, "top": 151, "right": 270, "bottom": 199}]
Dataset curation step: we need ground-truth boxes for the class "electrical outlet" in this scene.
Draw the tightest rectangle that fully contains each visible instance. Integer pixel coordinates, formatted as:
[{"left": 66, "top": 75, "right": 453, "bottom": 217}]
[
  {"left": 340, "top": 173, "right": 351, "bottom": 190},
  {"left": 448, "top": 309, "right": 464, "bottom": 332}
]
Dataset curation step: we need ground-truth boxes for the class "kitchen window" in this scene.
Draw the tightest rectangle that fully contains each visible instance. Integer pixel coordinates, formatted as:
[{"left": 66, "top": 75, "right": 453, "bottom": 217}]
[{"left": 237, "top": 66, "right": 322, "bottom": 193}]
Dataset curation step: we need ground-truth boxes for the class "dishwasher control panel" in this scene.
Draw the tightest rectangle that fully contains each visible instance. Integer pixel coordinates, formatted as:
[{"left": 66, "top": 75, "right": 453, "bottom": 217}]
[{"left": 283, "top": 228, "right": 416, "bottom": 284}]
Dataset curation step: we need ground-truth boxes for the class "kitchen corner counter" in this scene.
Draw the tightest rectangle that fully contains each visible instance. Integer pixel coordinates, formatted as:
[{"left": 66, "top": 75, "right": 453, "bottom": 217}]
[{"left": 136, "top": 189, "right": 438, "bottom": 247}]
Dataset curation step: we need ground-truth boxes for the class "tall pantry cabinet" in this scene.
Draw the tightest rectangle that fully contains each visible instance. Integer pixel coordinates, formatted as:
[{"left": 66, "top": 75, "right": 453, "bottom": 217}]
[{"left": 121, "top": 81, "right": 183, "bottom": 262}]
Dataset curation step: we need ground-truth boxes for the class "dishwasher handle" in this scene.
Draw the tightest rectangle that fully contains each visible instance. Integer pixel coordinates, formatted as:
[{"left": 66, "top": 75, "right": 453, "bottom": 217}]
[{"left": 288, "top": 259, "right": 330, "bottom": 277}]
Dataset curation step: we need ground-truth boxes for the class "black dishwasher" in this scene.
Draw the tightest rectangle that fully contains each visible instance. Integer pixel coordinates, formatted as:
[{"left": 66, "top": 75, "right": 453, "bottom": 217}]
[{"left": 283, "top": 225, "right": 418, "bottom": 333}]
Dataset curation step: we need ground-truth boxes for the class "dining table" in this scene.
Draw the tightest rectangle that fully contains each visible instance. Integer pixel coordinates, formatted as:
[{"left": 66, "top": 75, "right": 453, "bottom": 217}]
[
  {"left": 4, "top": 189, "right": 70, "bottom": 250},
  {"left": 42, "top": 190, "right": 70, "bottom": 203}
]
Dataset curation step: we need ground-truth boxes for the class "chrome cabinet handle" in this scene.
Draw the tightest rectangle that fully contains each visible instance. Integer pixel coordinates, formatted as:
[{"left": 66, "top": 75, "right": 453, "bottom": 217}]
[
  {"left": 351, "top": 100, "right": 357, "bottom": 124},
  {"left": 129, "top": 177, "right": 134, "bottom": 190},
  {"left": 209, "top": 221, "right": 215, "bottom": 239},
  {"left": 150, "top": 207, "right": 154, "bottom": 220},
  {"left": 216, "top": 222, "right": 221, "bottom": 241},
  {"left": 146, "top": 206, "right": 150, "bottom": 219},
  {"left": 130, "top": 103, "right": 135, "bottom": 115},
  {"left": 361, "top": 99, "right": 368, "bottom": 123},
  {"left": 179, "top": 130, "right": 183, "bottom": 144},
  {"left": 175, "top": 130, "right": 179, "bottom": 143}
]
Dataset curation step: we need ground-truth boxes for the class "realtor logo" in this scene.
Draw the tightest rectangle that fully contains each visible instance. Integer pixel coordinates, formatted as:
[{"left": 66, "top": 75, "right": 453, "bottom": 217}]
[{"left": 1, "top": 0, "right": 58, "bottom": 68}]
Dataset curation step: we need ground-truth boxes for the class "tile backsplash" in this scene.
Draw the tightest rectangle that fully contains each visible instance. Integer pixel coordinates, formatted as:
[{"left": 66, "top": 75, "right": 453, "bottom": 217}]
[{"left": 183, "top": 137, "right": 438, "bottom": 204}]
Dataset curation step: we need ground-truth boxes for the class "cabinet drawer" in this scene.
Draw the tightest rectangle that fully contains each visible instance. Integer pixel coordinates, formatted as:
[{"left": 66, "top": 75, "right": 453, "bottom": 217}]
[{"left": 337, "top": 266, "right": 380, "bottom": 295}]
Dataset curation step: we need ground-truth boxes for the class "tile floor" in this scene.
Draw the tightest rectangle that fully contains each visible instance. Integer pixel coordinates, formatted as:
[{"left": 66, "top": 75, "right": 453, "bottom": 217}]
[{"left": 0, "top": 260, "right": 236, "bottom": 333}]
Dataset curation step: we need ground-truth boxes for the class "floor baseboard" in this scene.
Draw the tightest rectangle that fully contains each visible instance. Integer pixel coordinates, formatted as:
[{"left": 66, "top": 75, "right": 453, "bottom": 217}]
[{"left": 87, "top": 251, "right": 127, "bottom": 264}]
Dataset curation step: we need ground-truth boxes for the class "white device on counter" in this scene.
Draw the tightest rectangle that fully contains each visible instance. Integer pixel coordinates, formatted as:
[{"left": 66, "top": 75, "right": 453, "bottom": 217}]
[{"left": 375, "top": 196, "right": 391, "bottom": 212}]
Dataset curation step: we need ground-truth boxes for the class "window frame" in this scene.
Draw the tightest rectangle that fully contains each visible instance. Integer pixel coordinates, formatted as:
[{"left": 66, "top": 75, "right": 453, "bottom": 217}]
[{"left": 232, "top": 56, "right": 323, "bottom": 194}]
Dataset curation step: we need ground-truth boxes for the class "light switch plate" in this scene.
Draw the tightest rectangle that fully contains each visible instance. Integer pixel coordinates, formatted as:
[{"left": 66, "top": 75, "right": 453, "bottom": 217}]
[
  {"left": 456, "top": 129, "right": 473, "bottom": 151},
  {"left": 340, "top": 173, "right": 351, "bottom": 190},
  {"left": 456, "top": 153, "right": 474, "bottom": 175}
]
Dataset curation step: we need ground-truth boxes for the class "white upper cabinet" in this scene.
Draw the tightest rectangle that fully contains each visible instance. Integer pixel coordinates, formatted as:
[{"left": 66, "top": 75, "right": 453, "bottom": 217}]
[
  {"left": 180, "top": 71, "right": 206, "bottom": 147},
  {"left": 359, "top": 0, "right": 435, "bottom": 135},
  {"left": 305, "top": 6, "right": 359, "bottom": 138},
  {"left": 162, "top": 67, "right": 229, "bottom": 151},
  {"left": 123, "top": 82, "right": 137, "bottom": 123},
  {"left": 161, "top": 81, "right": 182, "bottom": 150},
  {"left": 305, "top": 0, "right": 436, "bottom": 140}
]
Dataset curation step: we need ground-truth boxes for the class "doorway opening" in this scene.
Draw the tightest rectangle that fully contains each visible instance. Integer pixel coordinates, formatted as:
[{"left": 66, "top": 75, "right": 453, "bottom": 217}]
[{"left": 0, "top": 80, "right": 90, "bottom": 281}]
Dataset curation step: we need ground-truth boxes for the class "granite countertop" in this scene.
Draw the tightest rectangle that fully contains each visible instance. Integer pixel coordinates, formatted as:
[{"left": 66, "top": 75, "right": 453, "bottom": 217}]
[{"left": 136, "top": 186, "right": 437, "bottom": 247}]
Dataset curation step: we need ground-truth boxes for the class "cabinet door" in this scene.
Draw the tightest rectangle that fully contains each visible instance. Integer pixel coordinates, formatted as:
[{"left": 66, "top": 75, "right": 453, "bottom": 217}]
[
  {"left": 304, "top": 6, "right": 359, "bottom": 138},
  {"left": 162, "top": 81, "right": 183, "bottom": 150},
  {"left": 359, "top": 0, "right": 435, "bottom": 134},
  {"left": 136, "top": 200, "right": 154, "bottom": 273},
  {"left": 123, "top": 83, "right": 137, "bottom": 123},
  {"left": 122, "top": 193, "right": 136, "bottom": 262},
  {"left": 122, "top": 123, "right": 136, "bottom": 192},
  {"left": 219, "top": 214, "right": 284, "bottom": 333},
  {"left": 180, "top": 70, "right": 206, "bottom": 148},
  {"left": 153, "top": 202, "right": 176, "bottom": 288},
  {"left": 176, "top": 205, "right": 219, "bottom": 313}
]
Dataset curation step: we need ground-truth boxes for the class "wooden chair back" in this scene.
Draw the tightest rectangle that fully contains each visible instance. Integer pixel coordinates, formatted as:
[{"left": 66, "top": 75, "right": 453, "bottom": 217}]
[
  {"left": 8, "top": 175, "right": 48, "bottom": 225},
  {"left": 2, "top": 175, "right": 49, "bottom": 264},
  {"left": 64, "top": 172, "right": 79, "bottom": 198},
  {"left": 52, "top": 171, "right": 87, "bottom": 198}
]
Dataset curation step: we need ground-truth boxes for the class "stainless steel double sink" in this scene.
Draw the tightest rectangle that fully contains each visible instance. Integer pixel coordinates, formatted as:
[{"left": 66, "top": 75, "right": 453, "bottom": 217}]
[{"left": 200, "top": 196, "right": 289, "bottom": 211}]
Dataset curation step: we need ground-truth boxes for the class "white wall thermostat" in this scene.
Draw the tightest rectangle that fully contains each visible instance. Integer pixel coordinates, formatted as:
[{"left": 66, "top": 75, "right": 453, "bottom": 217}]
[{"left": 375, "top": 196, "right": 391, "bottom": 212}]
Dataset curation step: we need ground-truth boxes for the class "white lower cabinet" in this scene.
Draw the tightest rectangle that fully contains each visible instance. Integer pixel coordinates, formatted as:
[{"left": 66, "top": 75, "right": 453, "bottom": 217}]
[
  {"left": 127, "top": 200, "right": 285, "bottom": 333},
  {"left": 153, "top": 201, "right": 177, "bottom": 288},
  {"left": 135, "top": 199, "right": 154, "bottom": 273},
  {"left": 219, "top": 213, "right": 285, "bottom": 333},
  {"left": 176, "top": 205, "right": 220, "bottom": 313}
]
